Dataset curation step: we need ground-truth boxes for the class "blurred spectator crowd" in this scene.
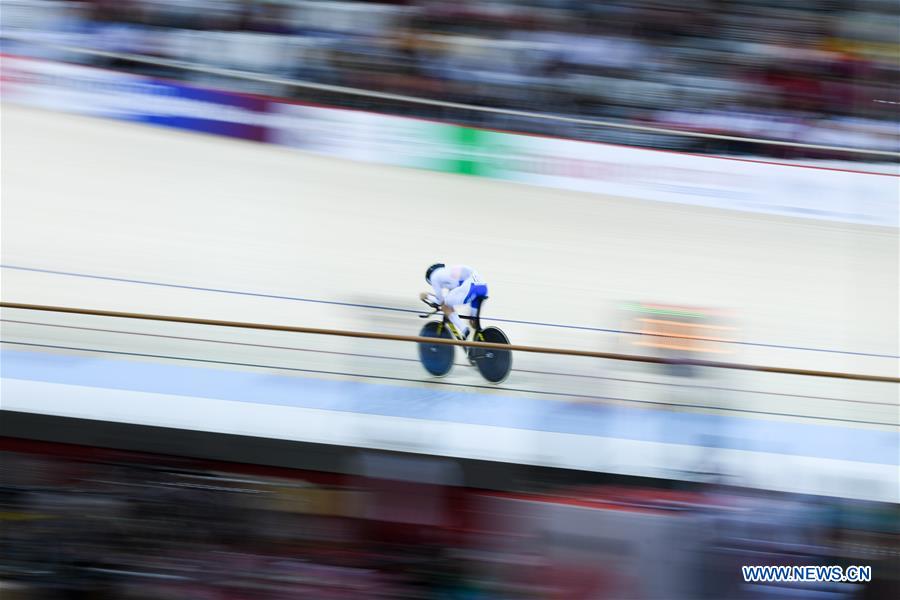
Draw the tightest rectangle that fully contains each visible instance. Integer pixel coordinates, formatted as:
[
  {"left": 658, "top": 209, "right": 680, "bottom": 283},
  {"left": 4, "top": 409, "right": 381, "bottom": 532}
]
[
  {"left": 2, "top": 0, "right": 899, "bottom": 157},
  {"left": 1, "top": 447, "right": 899, "bottom": 599}
]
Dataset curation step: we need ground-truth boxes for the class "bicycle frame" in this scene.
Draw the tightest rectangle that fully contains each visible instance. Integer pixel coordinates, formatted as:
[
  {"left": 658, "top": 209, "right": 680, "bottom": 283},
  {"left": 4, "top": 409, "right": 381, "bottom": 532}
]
[{"left": 420, "top": 299, "right": 485, "bottom": 340}]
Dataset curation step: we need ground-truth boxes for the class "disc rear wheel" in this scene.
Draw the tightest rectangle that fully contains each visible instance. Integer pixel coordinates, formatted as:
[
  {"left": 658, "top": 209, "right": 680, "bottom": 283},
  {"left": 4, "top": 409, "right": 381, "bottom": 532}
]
[{"left": 471, "top": 326, "right": 512, "bottom": 383}]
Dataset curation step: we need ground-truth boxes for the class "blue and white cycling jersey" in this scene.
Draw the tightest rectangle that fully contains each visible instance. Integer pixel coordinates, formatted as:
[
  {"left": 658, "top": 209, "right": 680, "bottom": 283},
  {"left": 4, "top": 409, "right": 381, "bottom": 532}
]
[{"left": 430, "top": 265, "right": 488, "bottom": 309}]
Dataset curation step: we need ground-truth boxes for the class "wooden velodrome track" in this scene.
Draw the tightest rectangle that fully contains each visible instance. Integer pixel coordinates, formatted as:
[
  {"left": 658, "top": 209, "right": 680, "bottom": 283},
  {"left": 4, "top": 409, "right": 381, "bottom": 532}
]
[{"left": 1, "top": 104, "right": 897, "bottom": 428}]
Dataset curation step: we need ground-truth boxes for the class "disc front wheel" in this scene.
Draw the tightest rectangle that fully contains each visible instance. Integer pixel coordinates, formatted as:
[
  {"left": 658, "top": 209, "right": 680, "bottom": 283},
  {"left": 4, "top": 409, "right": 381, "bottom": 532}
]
[{"left": 418, "top": 321, "right": 455, "bottom": 377}]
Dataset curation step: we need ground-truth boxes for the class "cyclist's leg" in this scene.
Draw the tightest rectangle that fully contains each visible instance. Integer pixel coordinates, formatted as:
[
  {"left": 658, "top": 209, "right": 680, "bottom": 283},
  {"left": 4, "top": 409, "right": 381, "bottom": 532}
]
[
  {"left": 461, "top": 285, "right": 488, "bottom": 362},
  {"left": 468, "top": 284, "right": 487, "bottom": 309},
  {"left": 447, "top": 311, "right": 467, "bottom": 339},
  {"left": 443, "top": 281, "right": 472, "bottom": 339},
  {"left": 466, "top": 284, "right": 489, "bottom": 329}
]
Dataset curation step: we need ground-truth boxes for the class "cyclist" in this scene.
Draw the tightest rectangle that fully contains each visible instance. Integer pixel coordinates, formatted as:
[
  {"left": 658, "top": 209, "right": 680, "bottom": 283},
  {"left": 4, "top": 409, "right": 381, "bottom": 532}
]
[{"left": 420, "top": 263, "right": 488, "bottom": 341}]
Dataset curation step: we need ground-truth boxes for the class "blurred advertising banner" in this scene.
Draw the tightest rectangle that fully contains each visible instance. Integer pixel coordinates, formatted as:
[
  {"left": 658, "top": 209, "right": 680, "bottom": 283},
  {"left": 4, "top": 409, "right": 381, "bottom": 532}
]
[
  {"left": 268, "top": 103, "right": 457, "bottom": 172},
  {"left": 267, "top": 100, "right": 898, "bottom": 227},
  {"left": 1, "top": 55, "right": 269, "bottom": 141},
  {"left": 4, "top": 54, "right": 896, "bottom": 226},
  {"left": 468, "top": 130, "right": 898, "bottom": 226}
]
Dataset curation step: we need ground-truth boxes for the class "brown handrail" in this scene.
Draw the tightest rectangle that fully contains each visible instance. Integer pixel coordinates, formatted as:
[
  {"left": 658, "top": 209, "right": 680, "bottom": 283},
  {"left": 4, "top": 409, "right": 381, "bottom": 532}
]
[{"left": 1, "top": 302, "right": 898, "bottom": 383}]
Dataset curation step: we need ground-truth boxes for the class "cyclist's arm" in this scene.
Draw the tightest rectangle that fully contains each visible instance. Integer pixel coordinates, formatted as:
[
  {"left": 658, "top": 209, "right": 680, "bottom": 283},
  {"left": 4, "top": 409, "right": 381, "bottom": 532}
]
[{"left": 431, "top": 282, "right": 445, "bottom": 305}]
